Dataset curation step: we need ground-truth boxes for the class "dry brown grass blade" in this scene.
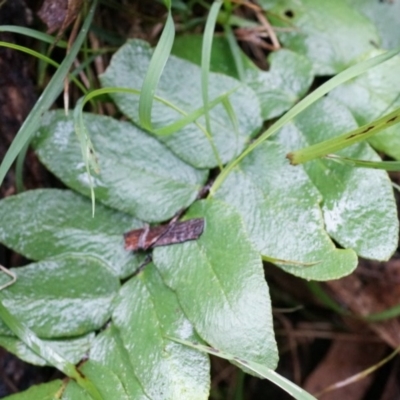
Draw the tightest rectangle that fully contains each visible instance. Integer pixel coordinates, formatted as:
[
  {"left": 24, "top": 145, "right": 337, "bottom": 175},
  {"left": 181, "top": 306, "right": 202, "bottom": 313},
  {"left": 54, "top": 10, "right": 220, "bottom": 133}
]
[{"left": 315, "top": 345, "right": 400, "bottom": 398}]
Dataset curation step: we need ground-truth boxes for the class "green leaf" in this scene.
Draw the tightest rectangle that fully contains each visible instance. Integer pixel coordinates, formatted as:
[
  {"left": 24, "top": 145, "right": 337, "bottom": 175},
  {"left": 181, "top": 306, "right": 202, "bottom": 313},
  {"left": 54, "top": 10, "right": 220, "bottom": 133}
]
[
  {"left": 79, "top": 360, "right": 130, "bottom": 400},
  {"left": 0, "top": 26, "right": 68, "bottom": 47},
  {"left": 287, "top": 107, "right": 400, "bottom": 165},
  {"left": 2, "top": 380, "right": 63, "bottom": 400},
  {"left": 90, "top": 326, "right": 150, "bottom": 400},
  {"left": 213, "top": 141, "right": 357, "bottom": 280},
  {"left": 153, "top": 199, "right": 278, "bottom": 368},
  {"left": 277, "top": 98, "right": 398, "bottom": 261},
  {"left": 139, "top": 8, "right": 175, "bottom": 130},
  {"left": 170, "top": 339, "right": 317, "bottom": 400},
  {"left": 61, "top": 382, "right": 91, "bottom": 400},
  {"left": 0, "top": 333, "right": 94, "bottom": 366},
  {"left": 112, "top": 263, "right": 210, "bottom": 400},
  {"left": 244, "top": 49, "right": 314, "bottom": 120},
  {"left": 34, "top": 111, "right": 207, "bottom": 223},
  {"left": 262, "top": 0, "right": 380, "bottom": 75},
  {"left": 346, "top": 0, "right": 400, "bottom": 50},
  {"left": 172, "top": 36, "right": 314, "bottom": 121},
  {"left": 210, "top": 42, "right": 400, "bottom": 195},
  {"left": 0, "top": 297, "right": 103, "bottom": 399},
  {"left": 172, "top": 35, "right": 241, "bottom": 78},
  {"left": 0, "top": 254, "right": 119, "bottom": 338},
  {"left": 329, "top": 51, "right": 400, "bottom": 160},
  {"left": 4, "top": 380, "right": 104, "bottom": 400},
  {"left": 0, "top": 189, "right": 141, "bottom": 278},
  {"left": 201, "top": 1, "right": 224, "bottom": 169},
  {"left": 100, "top": 39, "right": 262, "bottom": 168},
  {"left": 326, "top": 155, "right": 400, "bottom": 172}
]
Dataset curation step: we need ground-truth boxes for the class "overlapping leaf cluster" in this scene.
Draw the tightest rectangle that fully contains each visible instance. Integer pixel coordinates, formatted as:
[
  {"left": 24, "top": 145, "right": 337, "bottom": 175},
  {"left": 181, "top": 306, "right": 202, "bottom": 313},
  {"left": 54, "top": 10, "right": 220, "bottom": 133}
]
[{"left": 0, "top": 0, "right": 399, "bottom": 398}]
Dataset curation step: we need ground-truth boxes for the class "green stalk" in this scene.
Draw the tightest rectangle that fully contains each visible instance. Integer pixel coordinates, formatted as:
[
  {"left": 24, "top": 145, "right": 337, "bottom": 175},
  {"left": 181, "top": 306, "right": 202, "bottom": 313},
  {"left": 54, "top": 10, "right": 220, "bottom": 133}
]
[
  {"left": 139, "top": 4, "right": 175, "bottom": 130},
  {"left": 0, "top": 0, "right": 98, "bottom": 188},
  {"left": 210, "top": 46, "right": 400, "bottom": 195},
  {"left": 289, "top": 107, "right": 400, "bottom": 165}
]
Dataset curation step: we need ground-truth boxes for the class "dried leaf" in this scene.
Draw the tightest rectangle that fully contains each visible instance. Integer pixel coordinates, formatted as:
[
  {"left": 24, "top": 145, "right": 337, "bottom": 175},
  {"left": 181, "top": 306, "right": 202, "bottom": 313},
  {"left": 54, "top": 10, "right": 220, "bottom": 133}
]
[{"left": 38, "top": 0, "right": 83, "bottom": 35}]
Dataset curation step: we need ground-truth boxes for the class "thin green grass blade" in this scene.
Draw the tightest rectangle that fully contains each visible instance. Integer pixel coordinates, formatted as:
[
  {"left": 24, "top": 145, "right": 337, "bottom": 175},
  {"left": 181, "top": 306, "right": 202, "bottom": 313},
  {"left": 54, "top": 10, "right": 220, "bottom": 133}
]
[
  {"left": 325, "top": 155, "right": 400, "bottom": 171},
  {"left": 15, "top": 143, "right": 29, "bottom": 193},
  {"left": 169, "top": 337, "right": 317, "bottom": 400},
  {"left": 363, "top": 305, "right": 400, "bottom": 322},
  {"left": 316, "top": 346, "right": 400, "bottom": 397},
  {"left": 202, "top": 0, "right": 223, "bottom": 137},
  {"left": 200, "top": 0, "right": 224, "bottom": 169},
  {"left": 75, "top": 87, "right": 237, "bottom": 137},
  {"left": 308, "top": 282, "right": 400, "bottom": 322},
  {"left": 0, "top": 295, "right": 104, "bottom": 400},
  {"left": 218, "top": 10, "right": 259, "bottom": 28},
  {"left": 73, "top": 95, "right": 102, "bottom": 215},
  {"left": 74, "top": 84, "right": 229, "bottom": 212},
  {"left": 393, "top": 182, "right": 400, "bottom": 193},
  {"left": 154, "top": 89, "right": 237, "bottom": 135},
  {"left": 289, "top": 107, "right": 400, "bottom": 164},
  {"left": 0, "top": 0, "right": 97, "bottom": 188},
  {"left": 0, "top": 25, "right": 68, "bottom": 47},
  {"left": 307, "top": 282, "right": 349, "bottom": 316},
  {"left": 221, "top": 96, "right": 239, "bottom": 140},
  {"left": 73, "top": 86, "right": 228, "bottom": 207},
  {"left": 138, "top": 7, "right": 175, "bottom": 130},
  {"left": 6, "top": 49, "right": 98, "bottom": 195},
  {"left": 0, "top": 41, "right": 87, "bottom": 94},
  {"left": 210, "top": 46, "right": 400, "bottom": 194},
  {"left": 224, "top": 23, "right": 245, "bottom": 80}
]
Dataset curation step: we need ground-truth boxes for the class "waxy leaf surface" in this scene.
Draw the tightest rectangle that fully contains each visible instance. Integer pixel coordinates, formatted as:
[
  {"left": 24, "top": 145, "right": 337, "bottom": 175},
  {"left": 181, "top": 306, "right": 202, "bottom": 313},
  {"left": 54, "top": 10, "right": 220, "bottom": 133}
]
[
  {"left": 153, "top": 199, "right": 278, "bottom": 368},
  {"left": 100, "top": 39, "right": 262, "bottom": 168},
  {"left": 2, "top": 380, "right": 63, "bottom": 400},
  {"left": 34, "top": 111, "right": 207, "bottom": 223},
  {"left": 261, "top": 0, "right": 379, "bottom": 74},
  {"left": 245, "top": 49, "right": 313, "bottom": 120},
  {"left": 0, "top": 254, "right": 119, "bottom": 338},
  {"left": 79, "top": 360, "right": 130, "bottom": 400},
  {"left": 276, "top": 98, "right": 398, "bottom": 260},
  {"left": 59, "top": 382, "right": 91, "bottom": 400},
  {"left": 0, "top": 189, "right": 141, "bottom": 278},
  {"left": 172, "top": 35, "right": 241, "bottom": 79},
  {"left": 112, "top": 264, "right": 210, "bottom": 400},
  {"left": 172, "top": 36, "right": 314, "bottom": 121},
  {"left": 90, "top": 326, "right": 150, "bottom": 400},
  {"left": 214, "top": 141, "right": 357, "bottom": 280},
  {"left": 347, "top": 0, "right": 400, "bottom": 49}
]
